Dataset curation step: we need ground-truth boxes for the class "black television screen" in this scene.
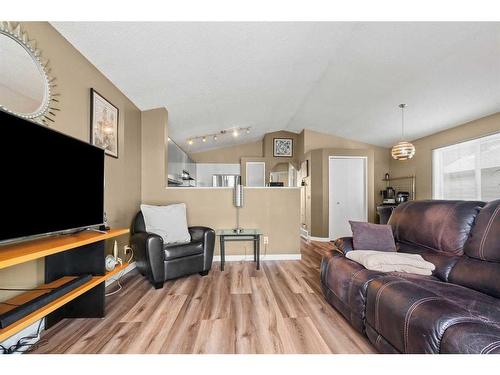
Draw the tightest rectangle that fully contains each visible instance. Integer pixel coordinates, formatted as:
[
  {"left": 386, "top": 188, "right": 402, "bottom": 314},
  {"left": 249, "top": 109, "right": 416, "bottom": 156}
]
[{"left": 0, "top": 110, "right": 105, "bottom": 243}]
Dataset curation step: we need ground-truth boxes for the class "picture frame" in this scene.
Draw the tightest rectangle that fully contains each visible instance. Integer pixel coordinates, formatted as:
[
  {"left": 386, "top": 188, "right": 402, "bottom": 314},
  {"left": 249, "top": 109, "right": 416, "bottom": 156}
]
[
  {"left": 273, "top": 138, "right": 293, "bottom": 157},
  {"left": 90, "top": 88, "right": 119, "bottom": 158}
]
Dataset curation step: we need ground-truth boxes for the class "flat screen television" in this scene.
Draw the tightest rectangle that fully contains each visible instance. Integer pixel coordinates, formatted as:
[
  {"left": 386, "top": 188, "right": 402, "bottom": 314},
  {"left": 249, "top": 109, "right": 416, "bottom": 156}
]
[{"left": 0, "top": 110, "right": 105, "bottom": 243}]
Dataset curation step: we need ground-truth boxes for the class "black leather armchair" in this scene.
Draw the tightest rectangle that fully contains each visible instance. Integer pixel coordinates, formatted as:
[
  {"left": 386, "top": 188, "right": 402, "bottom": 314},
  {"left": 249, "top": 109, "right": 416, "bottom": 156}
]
[{"left": 130, "top": 211, "right": 215, "bottom": 289}]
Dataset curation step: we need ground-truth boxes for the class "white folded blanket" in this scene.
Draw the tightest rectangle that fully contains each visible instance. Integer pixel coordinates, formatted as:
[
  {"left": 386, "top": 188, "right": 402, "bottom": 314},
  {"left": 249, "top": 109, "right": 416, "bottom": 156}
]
[{"left": 346, "top": 250, "right": 436, "bottom": 276}]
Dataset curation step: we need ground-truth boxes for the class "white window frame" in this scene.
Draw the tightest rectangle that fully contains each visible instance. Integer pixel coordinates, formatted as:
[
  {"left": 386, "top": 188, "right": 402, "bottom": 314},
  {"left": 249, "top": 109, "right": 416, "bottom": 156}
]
[
  {"left": 245, "top": 161, "right": 266, "bottom": 187},
  {"left": 432, "top": 132, "right": 500, "bottom": 201}
]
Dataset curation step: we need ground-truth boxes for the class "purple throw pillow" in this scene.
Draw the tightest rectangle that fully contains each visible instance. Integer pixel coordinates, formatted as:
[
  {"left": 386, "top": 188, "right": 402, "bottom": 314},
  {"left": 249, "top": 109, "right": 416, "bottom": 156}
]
[{"left": 349, "top": 221, "right": 396, "bottom": 252}]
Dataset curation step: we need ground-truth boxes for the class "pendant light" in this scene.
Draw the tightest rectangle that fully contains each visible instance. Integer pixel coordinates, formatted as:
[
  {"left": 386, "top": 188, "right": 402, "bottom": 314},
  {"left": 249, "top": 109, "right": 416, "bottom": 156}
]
[{"left": 391, "top": 103, "right": 416, "bottom": 160}]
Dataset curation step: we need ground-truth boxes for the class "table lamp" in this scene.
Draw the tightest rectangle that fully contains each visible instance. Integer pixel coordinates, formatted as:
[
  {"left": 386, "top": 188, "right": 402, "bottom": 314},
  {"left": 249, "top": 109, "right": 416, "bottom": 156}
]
[{"left": 233, "top": 175, "right": 244, "bottom": 233}]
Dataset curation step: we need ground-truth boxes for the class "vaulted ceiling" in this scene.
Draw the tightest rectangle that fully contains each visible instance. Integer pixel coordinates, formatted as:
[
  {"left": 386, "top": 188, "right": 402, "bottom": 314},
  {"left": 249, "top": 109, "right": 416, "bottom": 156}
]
[{"left": 52, "top": 22, "right": 500, "bottom": 153}]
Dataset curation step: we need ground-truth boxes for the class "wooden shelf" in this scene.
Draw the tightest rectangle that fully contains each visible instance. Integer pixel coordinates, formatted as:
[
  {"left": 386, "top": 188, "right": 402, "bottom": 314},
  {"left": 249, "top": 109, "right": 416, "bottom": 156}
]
[
  {"left": 0, "top": 262, "right": 129, "bottom": 342},
  {"left": 0, "top": 228, "right": 129, "bottom": 270},
  {"left": 382, "top": 175, "right": 415, "bottom": 182}
]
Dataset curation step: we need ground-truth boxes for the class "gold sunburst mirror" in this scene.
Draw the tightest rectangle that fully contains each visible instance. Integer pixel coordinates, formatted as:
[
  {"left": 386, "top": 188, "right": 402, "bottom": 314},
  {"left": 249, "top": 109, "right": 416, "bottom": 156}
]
[{"left": 0, "top": 21, "right": 59, "bottom": 124}]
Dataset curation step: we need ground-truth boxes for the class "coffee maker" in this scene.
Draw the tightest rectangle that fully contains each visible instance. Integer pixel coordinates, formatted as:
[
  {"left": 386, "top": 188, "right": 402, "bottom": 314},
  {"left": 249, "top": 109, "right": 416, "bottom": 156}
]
[
  {"left": 396, "top": 191, "right": 410, "bottom": 203},
  {"left": 382, "top": 187, "right": 396, "bottom": 204}
]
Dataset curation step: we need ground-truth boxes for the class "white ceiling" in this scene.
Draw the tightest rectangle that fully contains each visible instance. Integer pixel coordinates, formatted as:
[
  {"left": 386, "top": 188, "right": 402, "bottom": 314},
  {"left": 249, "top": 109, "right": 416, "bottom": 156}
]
[{"left": 51, "top": 22, "right": 500, "bottom": 152}]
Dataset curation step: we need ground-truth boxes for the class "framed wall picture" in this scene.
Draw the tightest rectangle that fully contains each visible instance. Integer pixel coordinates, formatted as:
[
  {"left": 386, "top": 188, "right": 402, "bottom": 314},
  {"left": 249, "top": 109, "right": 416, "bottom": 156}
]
[
  {"left": 90, "top": 88, "right": 119, "bottom": 158},
  {"left": 273, "top": 138, "right": 293, "bottom": 157}
]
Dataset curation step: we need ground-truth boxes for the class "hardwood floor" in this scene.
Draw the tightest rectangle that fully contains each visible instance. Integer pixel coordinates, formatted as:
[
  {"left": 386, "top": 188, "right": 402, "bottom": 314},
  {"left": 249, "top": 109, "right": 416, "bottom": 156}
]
[{"left": 30, "top": 239, "right": 376, "bottom": 354}]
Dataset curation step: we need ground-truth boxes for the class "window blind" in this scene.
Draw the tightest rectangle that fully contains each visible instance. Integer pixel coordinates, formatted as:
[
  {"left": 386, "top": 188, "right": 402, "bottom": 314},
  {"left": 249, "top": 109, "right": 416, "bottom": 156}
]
[{"left": 432, "top": 132, "right": 500, "bottom": 201}]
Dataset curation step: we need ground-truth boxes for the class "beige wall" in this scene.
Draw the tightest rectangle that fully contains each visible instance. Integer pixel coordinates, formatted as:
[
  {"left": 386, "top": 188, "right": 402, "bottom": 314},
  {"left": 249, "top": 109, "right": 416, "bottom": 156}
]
[
  {"left": 302, "top": 130, "right": 390, "bottom": 237},
  {"left": 304, "top": 129, "right": 389, "bottom": 194},
  {"left": 146, "top": 188, "right": 301, "bottom": 256},
  {"left": 307, "top": 150, "right": 322, "bottom": 236},
  {"left": 190, "top": 130, "right": 301, "bottom": 186},
  {"left": 263, "top": 130, "right": 300, "bottom": 161},
  {"left": 304, "top": 129, "right": 378, "bottom": 153},
  {"left": 240, "top": 156, "right": 296, "bottom": 186},
  {"left": 305, "top": 148, "right": 376, "bottom": 237},
  {"left": 190, "top": 140, "right": 263, "bottom": 163},
  {"left": 296, "top": 130, "right": 306, "bottom": 161},
  {"left": 0, "top": 22, "right": 142, "bottom": 300},
  {"left": 191, "top": 130, "right": 302, "bottom": 165},
  {"left": 188, "top": 128, "right": 390, "bottom": 237},
  {"left": 389, "top": 112, "right": 500, "bottom": 200},
  {"left": 141, "top": 108, "right": 168, "bottom": 201},
  {"left": 141, "top": 108, "right": 301, "bottom": 255}
]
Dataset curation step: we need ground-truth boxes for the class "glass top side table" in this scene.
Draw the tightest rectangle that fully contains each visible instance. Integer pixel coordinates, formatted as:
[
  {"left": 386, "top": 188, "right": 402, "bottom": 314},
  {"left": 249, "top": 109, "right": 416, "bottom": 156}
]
[
  {"left": 216, "top": 229, "right": 262, "bottom": 271},
  {"left": 216, "top": 229, "right": 262, "bottom": 236}
]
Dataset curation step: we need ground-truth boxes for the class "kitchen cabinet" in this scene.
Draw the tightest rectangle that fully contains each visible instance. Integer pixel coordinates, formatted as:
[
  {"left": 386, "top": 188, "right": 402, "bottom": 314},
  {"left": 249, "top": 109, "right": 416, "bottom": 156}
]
[{"left": 167, "top": 138, "right": 196, "bottom": 186}]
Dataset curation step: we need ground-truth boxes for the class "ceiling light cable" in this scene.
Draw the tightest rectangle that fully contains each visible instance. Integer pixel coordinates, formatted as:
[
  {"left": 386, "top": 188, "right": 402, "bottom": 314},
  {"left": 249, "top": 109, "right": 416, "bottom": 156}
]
[{"left": 400, "top": 103, "right": 406, "bottom": 140}]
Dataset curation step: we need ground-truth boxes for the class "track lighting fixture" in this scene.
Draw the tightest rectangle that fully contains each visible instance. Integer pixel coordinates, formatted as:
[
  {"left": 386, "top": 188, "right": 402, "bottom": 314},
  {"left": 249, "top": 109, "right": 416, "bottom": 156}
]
[{"left": 185, "top": 126, "right": 251, "bottom": 145}]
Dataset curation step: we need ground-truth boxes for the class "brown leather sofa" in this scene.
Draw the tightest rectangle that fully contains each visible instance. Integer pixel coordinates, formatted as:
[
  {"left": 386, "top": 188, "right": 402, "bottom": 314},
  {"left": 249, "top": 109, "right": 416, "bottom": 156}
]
[{"left": 320, "top": 199, "right": 500, "bottom": 354}]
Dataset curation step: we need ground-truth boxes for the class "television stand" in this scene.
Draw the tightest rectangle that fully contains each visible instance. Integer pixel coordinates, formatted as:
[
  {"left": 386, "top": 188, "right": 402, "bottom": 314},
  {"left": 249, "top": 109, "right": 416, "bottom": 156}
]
[
  {"left": 86, "top": 227, "right": 109, "bottom": 234},
  {"left": 0, "top": 228, "right": 129, "bottom": 342}
]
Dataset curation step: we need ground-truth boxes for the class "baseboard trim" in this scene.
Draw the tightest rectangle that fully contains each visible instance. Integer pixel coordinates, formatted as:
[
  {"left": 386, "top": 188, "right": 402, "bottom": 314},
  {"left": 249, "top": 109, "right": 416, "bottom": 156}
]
[
  {"left": 213, "top": 254, "right": 301, "bottom": 261},
  {"left": 105, "top": 261, "right": 137, "bottom": 287}
]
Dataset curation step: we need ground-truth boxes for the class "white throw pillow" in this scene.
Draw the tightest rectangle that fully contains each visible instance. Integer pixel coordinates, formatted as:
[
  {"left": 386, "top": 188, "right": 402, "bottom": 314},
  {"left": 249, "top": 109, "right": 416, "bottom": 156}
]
[{"left": 140, "top": 203, "right": 191, "bottom": 245}]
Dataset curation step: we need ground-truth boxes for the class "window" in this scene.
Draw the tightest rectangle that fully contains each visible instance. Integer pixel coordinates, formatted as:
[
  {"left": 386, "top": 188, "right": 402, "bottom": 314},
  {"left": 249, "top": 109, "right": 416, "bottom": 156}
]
[
  {"left": 245, "top": 162, "right": 266, "bottom": 187},
  {"left": 433, "top": 132, "right": 500, "bottom": 201}
]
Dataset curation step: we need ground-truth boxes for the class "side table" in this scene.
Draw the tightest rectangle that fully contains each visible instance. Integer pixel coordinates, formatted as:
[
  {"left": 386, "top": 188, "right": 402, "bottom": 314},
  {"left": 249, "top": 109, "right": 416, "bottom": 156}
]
[{"left": 216, "top": 229, "right": 262, "bottom": 271}]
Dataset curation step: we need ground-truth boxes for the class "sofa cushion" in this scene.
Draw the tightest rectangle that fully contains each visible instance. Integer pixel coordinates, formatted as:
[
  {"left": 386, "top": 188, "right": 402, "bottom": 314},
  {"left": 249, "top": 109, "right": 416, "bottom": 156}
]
[
  {"left": 350, "top": 221, "right": 396, "bottom": 251},
  {"left": 390, "top": 273, "right": 500, "bottom": 322},
  {"left": 463, "top": 199, "right": 500, "bottom": 262},
  {"left": 388, "top": 200, "right": 484, "bottom": 255},
  {"left": 398, "top": 242, "right": 460, "bottom": 282},
  {"left": 164, "top": 241, "right": 203, "bottom": 261},
  {"left": 365, "top": 276, "right": 484, "bottom": 353},
  {"left": 448, "top": 256, "right": 500, "bottom": 299}
]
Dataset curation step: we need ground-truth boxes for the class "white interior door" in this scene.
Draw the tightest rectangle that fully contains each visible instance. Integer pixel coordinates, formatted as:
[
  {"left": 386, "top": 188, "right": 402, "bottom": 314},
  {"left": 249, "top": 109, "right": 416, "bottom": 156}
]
[
  {"left": 246, "top": 162, "right": 266, "bottom": 187},
  {"left": 329, "top": 156, "right": 367, "bottom": 239}
]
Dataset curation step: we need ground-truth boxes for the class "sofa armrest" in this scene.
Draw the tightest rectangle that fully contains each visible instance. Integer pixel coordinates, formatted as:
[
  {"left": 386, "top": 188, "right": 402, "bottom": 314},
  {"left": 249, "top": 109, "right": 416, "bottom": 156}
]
[
  {"left": 441, "top": 321, "right": 500, "bottom": 354},
  {"left": 320, "top": 249, "right": 344, "bottom": 286},
  {"left": 130, "top": 232, "right": 165, "bottom": 285},
  {"left": 189, "top": 226, "right": 215, "bottom": 271},
  {"left": 333, "top": 236, "right": 354, "bottom": 255}
]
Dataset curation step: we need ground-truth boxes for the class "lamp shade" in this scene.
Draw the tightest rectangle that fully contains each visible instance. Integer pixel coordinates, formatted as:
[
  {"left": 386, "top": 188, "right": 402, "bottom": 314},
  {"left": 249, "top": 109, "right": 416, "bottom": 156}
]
[
  {"left": 391, "top": 141, "right": 416, "bottom": 160},
  {"left": 233, "top": 176, "right": 244, "bottom": 207}
]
